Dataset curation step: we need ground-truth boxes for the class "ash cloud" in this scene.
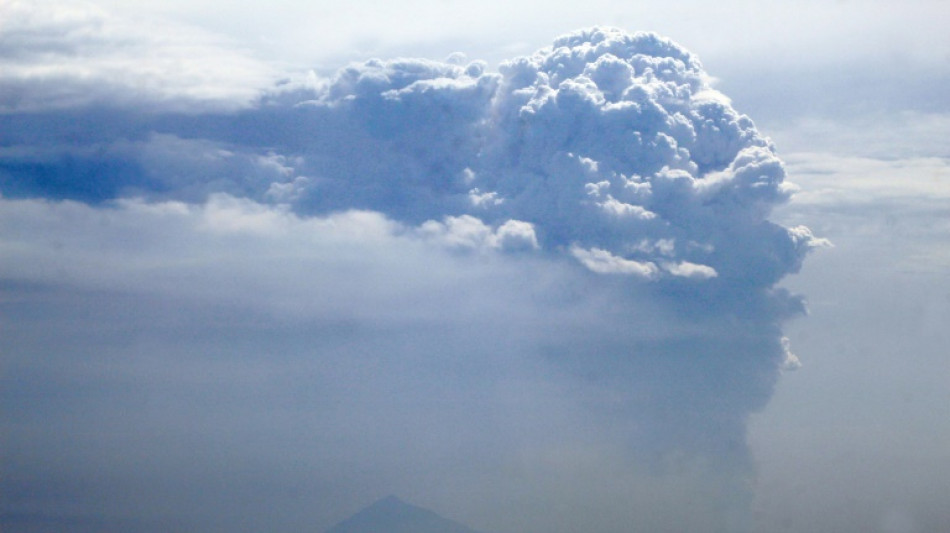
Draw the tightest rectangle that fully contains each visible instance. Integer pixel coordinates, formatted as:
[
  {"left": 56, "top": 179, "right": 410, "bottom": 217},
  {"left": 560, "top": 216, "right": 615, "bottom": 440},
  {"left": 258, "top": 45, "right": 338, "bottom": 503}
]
[
  {"left": 2, "top": 26, "right": 821, "bottom": 285},
  {"left": 1, "top": 11, "right": 822, "bottom": 533}
]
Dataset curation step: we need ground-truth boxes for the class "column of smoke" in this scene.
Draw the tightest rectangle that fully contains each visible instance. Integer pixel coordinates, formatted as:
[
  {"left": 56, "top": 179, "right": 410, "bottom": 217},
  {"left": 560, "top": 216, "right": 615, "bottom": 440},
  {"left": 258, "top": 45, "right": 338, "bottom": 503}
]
[
  {"left": 268, "top": 30, "right": 820, "bottom": 447},
  {"left": 244, "top": 27, "right": 822, "bottom": 530}
]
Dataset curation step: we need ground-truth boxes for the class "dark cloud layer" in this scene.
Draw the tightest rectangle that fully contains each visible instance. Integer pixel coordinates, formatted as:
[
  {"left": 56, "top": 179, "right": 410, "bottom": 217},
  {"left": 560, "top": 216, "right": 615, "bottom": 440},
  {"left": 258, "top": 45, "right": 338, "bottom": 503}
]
[{"left": 1, "top": 14, "right": 823, "bottom": 533}]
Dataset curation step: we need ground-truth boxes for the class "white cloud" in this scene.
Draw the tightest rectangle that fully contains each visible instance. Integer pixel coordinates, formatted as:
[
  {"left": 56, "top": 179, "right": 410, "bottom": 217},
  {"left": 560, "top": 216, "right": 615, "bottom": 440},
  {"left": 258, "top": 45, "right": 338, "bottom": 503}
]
[
  {"left": 493, "top": 219, "right": 540, "bottom": 251},
  {"left": 0, "top": 0, "right": 276, "bottom": 111},
  {"left": 417, "top": 215, "right": 539, "bottom": 252},
  {"left": 782, "top": 152, "right": 950, "bottom": 207},
  {"left": 468, "top": 187, "right": 504, "bottom": 207},
  {"left": 662, "top": 260, "right": 717, "bottom": 279},
  {"left": 570, "top": 245, "right": 659, "bottom": 278},
  {"left": 779, "top": 336, "right": 801, "bottom": 371},
  {"left": 597, "top": 195, "right": 657, "bottom": 220}
]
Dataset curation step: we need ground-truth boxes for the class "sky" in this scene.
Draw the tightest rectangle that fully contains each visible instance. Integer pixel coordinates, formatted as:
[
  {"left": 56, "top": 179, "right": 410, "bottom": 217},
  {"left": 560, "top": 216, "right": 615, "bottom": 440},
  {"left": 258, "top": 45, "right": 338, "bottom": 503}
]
[{"left": 1, "top": 1, "right": 949, "bottom": 532}]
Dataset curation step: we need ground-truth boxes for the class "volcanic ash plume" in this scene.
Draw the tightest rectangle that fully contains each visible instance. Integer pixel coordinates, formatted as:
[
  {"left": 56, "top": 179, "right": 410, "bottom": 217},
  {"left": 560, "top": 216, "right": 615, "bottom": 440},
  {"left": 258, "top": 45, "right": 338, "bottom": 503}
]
[
  {"left": 0, "top": 21, "right": 827, "bottom": 533},
  {"left": 249, "top": 26, "right": 824, "bottom": 461}
]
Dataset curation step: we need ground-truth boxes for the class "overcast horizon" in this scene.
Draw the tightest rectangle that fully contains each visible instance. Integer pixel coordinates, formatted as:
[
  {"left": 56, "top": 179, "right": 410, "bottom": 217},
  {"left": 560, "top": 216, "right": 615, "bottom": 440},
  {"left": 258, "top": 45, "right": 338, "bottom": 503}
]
[{"left": 2, "top": 2, "right": 949, "bottom": 532}]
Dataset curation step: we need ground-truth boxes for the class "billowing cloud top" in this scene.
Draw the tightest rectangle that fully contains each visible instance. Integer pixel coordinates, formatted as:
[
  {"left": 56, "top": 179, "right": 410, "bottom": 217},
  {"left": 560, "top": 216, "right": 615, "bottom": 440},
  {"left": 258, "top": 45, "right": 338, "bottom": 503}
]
[
  {"left": 1, "top": 25, "right": 822, "bottom": 289},
  {"left": 280, "top": 27, "right": 822, "bottom": 287}
]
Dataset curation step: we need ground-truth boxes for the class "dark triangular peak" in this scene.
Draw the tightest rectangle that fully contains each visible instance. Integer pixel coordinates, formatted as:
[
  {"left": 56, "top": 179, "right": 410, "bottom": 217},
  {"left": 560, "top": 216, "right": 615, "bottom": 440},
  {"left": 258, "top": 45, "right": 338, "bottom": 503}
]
[{"left": 327, "top": 495, "right": 481, "bottom": 533}]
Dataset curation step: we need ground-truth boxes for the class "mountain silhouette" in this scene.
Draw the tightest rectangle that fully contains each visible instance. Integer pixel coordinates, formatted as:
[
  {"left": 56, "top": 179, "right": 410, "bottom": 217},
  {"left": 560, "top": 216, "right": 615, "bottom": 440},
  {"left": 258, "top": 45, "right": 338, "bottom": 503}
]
[{"left": 326, "top": 495, "right": 482, "bottom": 533}]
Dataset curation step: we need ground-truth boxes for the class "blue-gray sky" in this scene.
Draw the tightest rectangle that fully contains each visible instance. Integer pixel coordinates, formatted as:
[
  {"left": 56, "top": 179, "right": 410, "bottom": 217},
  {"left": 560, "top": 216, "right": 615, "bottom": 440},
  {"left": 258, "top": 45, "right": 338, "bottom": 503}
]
[{"left": 2, "top": 1, "right": 948, "bottom": 532}]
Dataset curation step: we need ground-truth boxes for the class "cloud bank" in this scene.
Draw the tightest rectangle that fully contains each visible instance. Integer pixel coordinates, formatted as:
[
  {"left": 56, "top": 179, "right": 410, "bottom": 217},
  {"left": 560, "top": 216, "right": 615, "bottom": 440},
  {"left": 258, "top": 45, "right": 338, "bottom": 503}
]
[{"left": 1, "top": 9, "right": 822, "bottom": 532}]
